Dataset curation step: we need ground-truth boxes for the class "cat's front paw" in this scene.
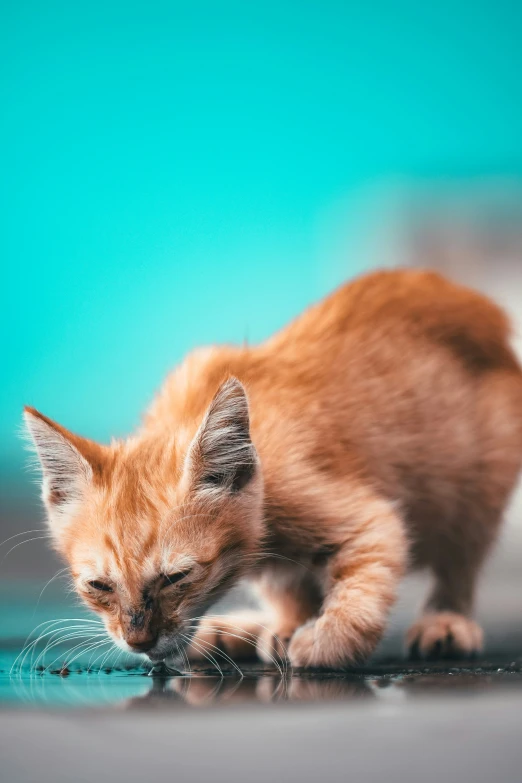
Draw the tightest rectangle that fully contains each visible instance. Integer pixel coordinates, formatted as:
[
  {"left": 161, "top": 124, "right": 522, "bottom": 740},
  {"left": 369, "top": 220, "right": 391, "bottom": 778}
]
[
  {"left": 287, "top": 622, "right": 323, "bottom": 668},
  {"left": 288, "top": 616, "right": 376, "bottom": 669}
]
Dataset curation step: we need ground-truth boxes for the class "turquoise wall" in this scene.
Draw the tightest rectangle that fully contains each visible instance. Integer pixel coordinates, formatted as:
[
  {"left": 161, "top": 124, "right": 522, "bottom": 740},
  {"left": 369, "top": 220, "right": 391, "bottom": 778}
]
[{"left": 2, "top": 1, "right": 522, "bottom": 493}]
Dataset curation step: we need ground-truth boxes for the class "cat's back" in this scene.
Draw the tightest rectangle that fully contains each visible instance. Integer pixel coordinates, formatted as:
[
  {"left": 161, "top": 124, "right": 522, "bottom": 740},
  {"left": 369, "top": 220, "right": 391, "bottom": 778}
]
[
  {"left": 146, "top": 268, "right": 522, "bottom": 451},
  {"left": 268, "top": 268, "right": 520, "bottom": 376},
  {"left": 258, "top": 268, "right": 522, "bottom": 534}
]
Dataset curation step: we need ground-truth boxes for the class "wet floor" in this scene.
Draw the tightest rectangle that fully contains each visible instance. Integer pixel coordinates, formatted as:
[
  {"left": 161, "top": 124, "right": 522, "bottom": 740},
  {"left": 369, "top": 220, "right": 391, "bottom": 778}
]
[
  {"left": 2, "top": 642, "right": 522, "bottom": 710},
  {"left": 1, "top": 581, "right": 522, "bottom": 782}
]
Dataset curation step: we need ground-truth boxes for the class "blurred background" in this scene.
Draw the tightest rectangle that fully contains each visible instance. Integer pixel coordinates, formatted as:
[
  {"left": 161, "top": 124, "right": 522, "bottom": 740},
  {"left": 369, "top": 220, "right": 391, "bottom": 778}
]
[{"left": 1, "top": 1, "right": 522, "bottom": 651}]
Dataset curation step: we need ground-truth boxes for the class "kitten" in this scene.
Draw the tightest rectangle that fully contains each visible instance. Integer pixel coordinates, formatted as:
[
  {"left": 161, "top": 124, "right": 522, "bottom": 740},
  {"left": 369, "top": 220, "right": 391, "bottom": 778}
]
[{"left": 24, "top": 269, "right": 522, "bottom": 668}]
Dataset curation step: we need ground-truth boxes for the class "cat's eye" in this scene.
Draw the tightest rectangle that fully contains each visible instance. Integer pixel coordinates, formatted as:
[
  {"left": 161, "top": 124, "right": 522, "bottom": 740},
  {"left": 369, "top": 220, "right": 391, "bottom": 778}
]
[
  {"left": 162, "top": 571, "right": 190, "bottom": 588},
  {"left": 88, "top": 580, "right": 113, "bottom": 593}
]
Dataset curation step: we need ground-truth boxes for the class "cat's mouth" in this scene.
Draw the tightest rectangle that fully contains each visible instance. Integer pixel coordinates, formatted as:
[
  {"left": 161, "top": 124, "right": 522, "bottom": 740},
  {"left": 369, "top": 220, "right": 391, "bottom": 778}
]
[
  {"left": 145, "top": 647, "right": 168, "bottom": 662},
  {"left": 143, "top": 628, "right": 195, "bottom": 663}
]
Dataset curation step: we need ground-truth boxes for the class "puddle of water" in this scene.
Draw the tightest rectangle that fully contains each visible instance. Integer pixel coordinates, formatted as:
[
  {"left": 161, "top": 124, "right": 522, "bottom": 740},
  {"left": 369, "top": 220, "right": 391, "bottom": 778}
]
[{"left": 2, "top": 645, "right": 522, "bottom": 710}]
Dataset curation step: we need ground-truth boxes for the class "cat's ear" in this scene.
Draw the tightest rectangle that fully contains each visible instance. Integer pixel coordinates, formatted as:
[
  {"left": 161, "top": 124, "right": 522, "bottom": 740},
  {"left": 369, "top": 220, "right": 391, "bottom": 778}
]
[
  {"left": 23, "top": 407, "right": 104, "bottom": 528},
  {"left": 185, "top": 378, "right": 258, "bottom": 494}
]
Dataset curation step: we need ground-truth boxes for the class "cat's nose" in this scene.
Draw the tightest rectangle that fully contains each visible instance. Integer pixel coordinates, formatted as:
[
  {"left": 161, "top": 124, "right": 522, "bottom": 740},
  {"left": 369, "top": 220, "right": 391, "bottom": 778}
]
[{"left": 126, "top": 634, "right": 157, "bottom": 652}]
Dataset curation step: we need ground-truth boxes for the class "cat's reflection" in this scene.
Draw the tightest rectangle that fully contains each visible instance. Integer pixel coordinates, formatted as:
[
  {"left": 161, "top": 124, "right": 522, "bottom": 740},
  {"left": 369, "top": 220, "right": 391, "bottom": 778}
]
[{"left": 123, "top": 673, "right": 374, "bottom": 709}]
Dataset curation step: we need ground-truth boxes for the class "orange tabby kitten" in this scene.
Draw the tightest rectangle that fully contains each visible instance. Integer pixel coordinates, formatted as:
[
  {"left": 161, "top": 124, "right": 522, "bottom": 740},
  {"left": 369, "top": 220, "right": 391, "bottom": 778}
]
[{"left": 24, "top": 269, "right": 522, "bottom": 668}]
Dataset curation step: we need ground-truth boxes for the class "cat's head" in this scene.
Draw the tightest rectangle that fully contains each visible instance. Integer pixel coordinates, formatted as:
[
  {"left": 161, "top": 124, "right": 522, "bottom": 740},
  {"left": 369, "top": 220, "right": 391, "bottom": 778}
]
[{"left": 23, "top": 378, "right": 264, "bottom": 662}]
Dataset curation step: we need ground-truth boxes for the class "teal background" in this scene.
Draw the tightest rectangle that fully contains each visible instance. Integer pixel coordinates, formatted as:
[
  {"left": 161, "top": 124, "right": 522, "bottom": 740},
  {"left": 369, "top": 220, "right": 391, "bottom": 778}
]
[{"left": 2, "top": 0, "right": 522, "bottom": 499}]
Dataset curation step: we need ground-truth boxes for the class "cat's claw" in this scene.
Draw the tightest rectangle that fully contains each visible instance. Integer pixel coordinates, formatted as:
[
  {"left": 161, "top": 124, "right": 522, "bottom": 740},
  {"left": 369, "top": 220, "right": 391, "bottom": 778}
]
[{"left": 406, "top": 612, "right": 484, "bottom": 660}]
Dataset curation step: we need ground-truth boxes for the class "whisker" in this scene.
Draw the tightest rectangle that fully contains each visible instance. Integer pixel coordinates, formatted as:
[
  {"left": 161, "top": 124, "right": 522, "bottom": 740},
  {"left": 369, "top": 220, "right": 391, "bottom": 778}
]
[
  {"left": 19, "top": 631, "right": 90, "bottom": 676},
  {"left": 0, "top": 529, "right": 50, "bottom": 548},
  {"left": 188, "top": 615, "right": 289, "bottom": 678},
  {"left": 173, "top": 641, "right": 185, "bottom": 675},
  {"left": 88, "top": 641, "right": 116, "bottom": 672},
  {"left": 180, "top": 635, "right": 224, "bottom": 679},
  {"left": 26, "top": 630, "right": 98, "bottom": 673},
  {"left": 211, "top": 614, "right": 290, "bottom": 676},
  {"left": 27, "top": 624, "right": 104, "bottom": 670},
  {"left": 11, "top": 621, "right": 104, "bottom": 675},
  {"left": 65, "top": 639, "right": 112, "bottom": 672},
  {"left": 44, "top": 637, "right": 108, "bottom": 674},
  {"left": 32, "top": 568, "right": 71, "bottom": 616},
  {"left": 175, "top": 639, "right": 192, "bottom": 676},
  {"left": 184, "top": 631, "right": 244, "bottom": 679},
  {"left": 34, "top": 630, "right": 107, "bottom": 672},
  {"left": 27, "top": 617, "right": 104, "bottom": 638},
  {"left": 255, "top": 551, "right": 314, "bottom": 574},
  {"left": 186, "top": 625, "right": 271, "bottom": 676},
  {"left": 1, "top": 536, "right": 52, "bottom": 566},
  {"left": 96, "top": 643, "right": 118, "bottom": 675}
]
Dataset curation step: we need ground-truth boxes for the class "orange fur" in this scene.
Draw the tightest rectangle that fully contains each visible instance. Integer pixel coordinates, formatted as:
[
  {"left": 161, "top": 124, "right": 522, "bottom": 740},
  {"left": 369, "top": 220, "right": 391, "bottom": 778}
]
[{"left": 24, "top": 269, "right": 522, "bottom": 668}]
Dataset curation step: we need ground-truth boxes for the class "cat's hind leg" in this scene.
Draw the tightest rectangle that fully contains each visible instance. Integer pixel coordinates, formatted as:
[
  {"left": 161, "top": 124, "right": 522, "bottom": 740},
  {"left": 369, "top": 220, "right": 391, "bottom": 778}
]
[
  {"left": 406, "top": 532, "right": 490, "bottom": 660},
  {"left": 407, "top": 368, "right": 522, "bottom": 660}
]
